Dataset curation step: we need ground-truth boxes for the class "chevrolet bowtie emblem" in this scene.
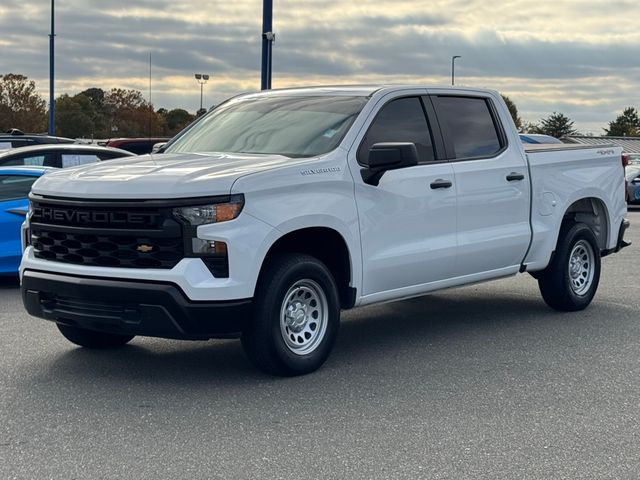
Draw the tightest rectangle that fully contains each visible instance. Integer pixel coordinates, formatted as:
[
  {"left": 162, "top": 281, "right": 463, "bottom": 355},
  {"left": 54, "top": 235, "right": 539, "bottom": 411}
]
[{"left": 136, "top": 244, "right": 154, "bottom": 253}]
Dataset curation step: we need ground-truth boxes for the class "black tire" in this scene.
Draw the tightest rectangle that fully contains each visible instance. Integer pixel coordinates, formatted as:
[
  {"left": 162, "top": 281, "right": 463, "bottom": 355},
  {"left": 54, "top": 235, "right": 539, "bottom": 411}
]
[
  {"left": 241, "top": 254, "right": 340, "bottom": 376},
  {"left": 57, "top": 324, "right": 134, "bottom": 349},
  {"left": 537, "top": 222, "right": 601, "bottom": 311}
]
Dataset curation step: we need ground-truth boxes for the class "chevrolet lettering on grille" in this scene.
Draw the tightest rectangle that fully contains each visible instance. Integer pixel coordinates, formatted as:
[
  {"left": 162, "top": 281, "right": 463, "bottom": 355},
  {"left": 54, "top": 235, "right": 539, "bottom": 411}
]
[{"left": 34, "top": 207, "right": 159, "bottom": 225}]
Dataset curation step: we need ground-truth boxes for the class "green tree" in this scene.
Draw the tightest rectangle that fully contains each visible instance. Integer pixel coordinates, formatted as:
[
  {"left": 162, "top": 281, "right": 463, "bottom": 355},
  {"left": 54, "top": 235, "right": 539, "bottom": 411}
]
[
  {"left": 605, "top": 107, "right": 639, "bottom": 137},
  {"left": 162, "top": 108, "right": 195, "bottom": 135},
  {"left": 79, "top": 87, "right": 105, "bottom": 111},
  {"left": 104, "top": 88, "right": 163, "bottom": 137},
  {"left": 538, "top": 112, "right": 578, "bottom": 138},
  {"left": 0, "top": 73, "right": 47, "bottom": 132},
  {"left": 501, "top": 95, "right": 522, "bottom": 131},
  {"left": 521, "top": 121, "right": 541, "bottom": 134},
  {"left": 77, "top": 88, "right": 107, "bottom": 136},
  {"left": 55, "top": 94, "right": 102, "bottom": 139}
]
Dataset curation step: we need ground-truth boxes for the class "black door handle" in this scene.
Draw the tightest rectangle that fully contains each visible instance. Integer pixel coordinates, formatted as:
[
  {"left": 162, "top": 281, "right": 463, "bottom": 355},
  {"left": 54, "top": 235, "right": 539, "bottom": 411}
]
[
  {"left": 430, "top": 179, "right": 452, "bottom": 189},
  {"left": 506, "top": 172, "right": 525, "bottom": 181}
]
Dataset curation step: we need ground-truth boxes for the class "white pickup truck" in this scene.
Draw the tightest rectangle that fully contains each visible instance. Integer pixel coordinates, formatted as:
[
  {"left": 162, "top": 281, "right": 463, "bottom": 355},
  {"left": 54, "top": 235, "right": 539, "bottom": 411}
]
[{"left": 20, "top": 85, "right": 629, "bottom": 376}]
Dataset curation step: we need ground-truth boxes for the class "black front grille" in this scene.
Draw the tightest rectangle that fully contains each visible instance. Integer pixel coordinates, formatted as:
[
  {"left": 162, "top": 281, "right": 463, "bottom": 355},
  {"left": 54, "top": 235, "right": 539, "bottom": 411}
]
[
  {"left": 32, "top": 229, "right": 183, "bottom": 268},
  {"left": 31, "top": 197, "right": 185, "bottom": 269}
]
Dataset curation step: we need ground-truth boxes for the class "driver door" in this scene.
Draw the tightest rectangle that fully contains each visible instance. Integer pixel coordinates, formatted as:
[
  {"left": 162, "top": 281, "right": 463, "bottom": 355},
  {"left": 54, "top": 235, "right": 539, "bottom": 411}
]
[{"left": 350, "top": 94, "right": 457, "bottom": 298}]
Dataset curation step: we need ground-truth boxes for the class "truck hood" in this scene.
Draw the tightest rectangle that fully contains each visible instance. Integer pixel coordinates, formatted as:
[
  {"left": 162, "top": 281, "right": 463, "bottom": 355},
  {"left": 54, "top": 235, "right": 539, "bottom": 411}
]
[{"left": 32, "top": 152, "right": 299, "bottom": 199}]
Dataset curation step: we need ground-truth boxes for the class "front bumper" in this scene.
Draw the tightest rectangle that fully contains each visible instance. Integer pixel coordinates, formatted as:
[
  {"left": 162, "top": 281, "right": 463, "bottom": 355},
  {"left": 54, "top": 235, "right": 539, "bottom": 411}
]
[{"left": 22, "top": 270, "right": 252, "bottom": 339}]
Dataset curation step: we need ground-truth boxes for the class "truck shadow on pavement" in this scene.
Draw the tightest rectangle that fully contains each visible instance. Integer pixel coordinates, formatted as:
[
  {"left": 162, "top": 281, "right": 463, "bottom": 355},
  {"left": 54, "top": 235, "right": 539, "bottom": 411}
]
[{"left": 28, "top": 289, "right": 571, "bottom": 389}]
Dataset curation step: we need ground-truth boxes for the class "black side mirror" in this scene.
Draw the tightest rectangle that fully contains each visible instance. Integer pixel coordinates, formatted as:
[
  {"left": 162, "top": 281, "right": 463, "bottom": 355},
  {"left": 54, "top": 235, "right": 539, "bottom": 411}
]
[{"left": 361, "top": 142, "right": 419, "bottom": 186}]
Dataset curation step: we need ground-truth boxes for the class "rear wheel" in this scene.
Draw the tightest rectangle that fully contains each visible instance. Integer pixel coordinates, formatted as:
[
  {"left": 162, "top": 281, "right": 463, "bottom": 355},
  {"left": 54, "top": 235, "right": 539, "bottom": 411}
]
[
  {"left": 57, "top": 324, "right": 134, "bottom": 349},
  {"left": 241, "top": 254, "right": 340, "bottom": 376},
  {"left": 537, "top": 222, "right": 601, "bottom": 311}
]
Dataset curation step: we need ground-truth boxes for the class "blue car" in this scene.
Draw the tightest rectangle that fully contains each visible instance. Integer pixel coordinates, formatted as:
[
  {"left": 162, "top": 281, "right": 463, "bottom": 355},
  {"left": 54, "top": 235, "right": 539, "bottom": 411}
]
[
  {"left": 0, "top": 166, "right": 51, "bottom": 275},
  {"left": 519, "top": 133, "right": 563, "bottom": 144}
]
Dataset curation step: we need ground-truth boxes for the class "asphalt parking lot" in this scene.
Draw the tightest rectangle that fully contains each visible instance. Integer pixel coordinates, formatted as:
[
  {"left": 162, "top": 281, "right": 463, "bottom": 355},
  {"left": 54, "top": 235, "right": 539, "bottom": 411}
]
[{"left": 2, "top": 209, "right": 639, "bottom": 480}]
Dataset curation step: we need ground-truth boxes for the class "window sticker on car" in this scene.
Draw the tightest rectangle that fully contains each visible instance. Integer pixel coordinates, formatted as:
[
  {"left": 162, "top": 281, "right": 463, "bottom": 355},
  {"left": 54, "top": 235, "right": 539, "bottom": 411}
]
[
  {"left": 61, "top": 154, "right": 100, "bottom": 167},
  {"left": 24, "top": 156, "right": 45, "bottom": 166},
  {"left": 0, "top": 142, "right": 11, "bottom": 150}
]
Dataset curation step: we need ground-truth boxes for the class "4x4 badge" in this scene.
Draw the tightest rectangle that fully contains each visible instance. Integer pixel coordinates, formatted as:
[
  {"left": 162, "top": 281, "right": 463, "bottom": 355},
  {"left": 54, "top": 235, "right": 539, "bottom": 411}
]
[{"left": 136, "top": 244, "right": 154, "bottom": 253}]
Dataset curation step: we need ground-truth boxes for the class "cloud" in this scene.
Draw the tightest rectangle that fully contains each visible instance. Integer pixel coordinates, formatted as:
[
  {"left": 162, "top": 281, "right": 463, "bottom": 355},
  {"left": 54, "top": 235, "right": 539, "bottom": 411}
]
[{"left": 1, "top": 0, "right": 639, "bottom": 133}]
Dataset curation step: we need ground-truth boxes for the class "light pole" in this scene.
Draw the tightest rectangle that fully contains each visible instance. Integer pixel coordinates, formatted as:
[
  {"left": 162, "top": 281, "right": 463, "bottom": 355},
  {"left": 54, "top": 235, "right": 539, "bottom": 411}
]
[
  {"left": 451, "top": 55, "right": 461, "bottom": 86},
  {"left": 49, "top": 0, "right": 55, "bottom": 135},
  {"left": 261, "top": 0, "right": 275, "bottom": 90},
  {"left": 194, "top": 73, "right": 209, "bottom": 115}
]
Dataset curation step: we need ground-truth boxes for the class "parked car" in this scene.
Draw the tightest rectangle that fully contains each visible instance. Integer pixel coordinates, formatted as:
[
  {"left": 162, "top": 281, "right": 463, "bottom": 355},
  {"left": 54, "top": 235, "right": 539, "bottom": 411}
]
[
  {"left": 519, "top": 133, "right": 563, "bottom": 144},
  {"left": 104, "top": 138, "right": 170, "bottom": 155},
  {"left": 626, "top": 153, "right": 640, "bottom": 166},
  {"left": 0, "top": 143, "right": 134, "bottom": 168},
  {"left": 626, "top": 165, "right": 640, "bottom": 204},
  {"left": 0, "top": 129, "right": 74, "bottom": 151},
  {"left": 0, "top": 166, "right": 52, "bottom": 275},
  {"left": 20, "top": 85, "right": 628, "bottom": 376}
]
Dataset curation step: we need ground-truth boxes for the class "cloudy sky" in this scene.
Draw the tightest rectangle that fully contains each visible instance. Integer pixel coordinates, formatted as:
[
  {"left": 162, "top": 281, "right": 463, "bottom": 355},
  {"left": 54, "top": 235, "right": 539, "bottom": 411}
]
[{"left": 1, "top": 0, "right": 639, "bottom": 133}]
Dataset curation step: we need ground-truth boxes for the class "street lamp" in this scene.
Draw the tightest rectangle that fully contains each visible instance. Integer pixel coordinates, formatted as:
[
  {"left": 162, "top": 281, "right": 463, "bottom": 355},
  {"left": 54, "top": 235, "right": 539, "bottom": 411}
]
[
  {"left": 451, "top": 55, "right": 461, "bottom": 86},
  {"left": 194, "top": 73, "right": 210, "bottom": 115}
]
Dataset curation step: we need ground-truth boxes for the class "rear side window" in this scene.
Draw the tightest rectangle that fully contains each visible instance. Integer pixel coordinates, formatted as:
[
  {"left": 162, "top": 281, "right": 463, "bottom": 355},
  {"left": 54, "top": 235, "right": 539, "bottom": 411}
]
[
  {"left": 432, "top": 96, "right": 503, "bottom": 159},
  {"left": 0, "top": 175, "right": 38, "bottom": 201},
  {"left": 358, "top": 97, "right": 435, "bottom": 164},
  {"left": 0, "top": 152, "right": 57, "bottom": 167}
]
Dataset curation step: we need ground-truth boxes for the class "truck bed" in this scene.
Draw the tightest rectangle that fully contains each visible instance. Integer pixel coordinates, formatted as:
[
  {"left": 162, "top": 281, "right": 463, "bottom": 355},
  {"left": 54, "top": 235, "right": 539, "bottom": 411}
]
[{"left": 523, "top": 143, "right": 615, "bottom": 153}]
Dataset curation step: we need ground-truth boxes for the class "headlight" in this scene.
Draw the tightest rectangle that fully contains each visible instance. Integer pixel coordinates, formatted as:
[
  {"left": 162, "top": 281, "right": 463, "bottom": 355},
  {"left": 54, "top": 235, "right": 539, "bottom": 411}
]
[{"left": 173, "top": 195, "right": 244, "bottom": 226}]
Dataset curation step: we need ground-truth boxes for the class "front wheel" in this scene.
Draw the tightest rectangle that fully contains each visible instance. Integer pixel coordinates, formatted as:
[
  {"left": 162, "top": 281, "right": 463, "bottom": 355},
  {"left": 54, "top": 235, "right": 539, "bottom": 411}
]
[
  {"left": 57, "top": 324, "right": 135, "bottom": 349},
  {"left": 537, "top": 222, "right": 601, "bottom": 311},
  {"left": 241, "top": 254, "right": 340, "bottom": 376}
]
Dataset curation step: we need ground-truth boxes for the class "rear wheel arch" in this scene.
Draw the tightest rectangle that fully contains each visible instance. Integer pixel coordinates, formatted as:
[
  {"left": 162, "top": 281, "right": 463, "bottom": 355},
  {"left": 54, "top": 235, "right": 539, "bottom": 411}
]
[{"left": 560, "top": 197, "right": 610, "bottom": 252}]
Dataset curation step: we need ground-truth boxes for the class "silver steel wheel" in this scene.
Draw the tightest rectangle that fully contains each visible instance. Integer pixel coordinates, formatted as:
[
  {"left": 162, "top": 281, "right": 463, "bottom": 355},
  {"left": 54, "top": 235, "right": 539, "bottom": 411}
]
[
  {"left": 280, "top": 278, "right": 328, "bottom": 356},
  {"left": 568, "top": 239, "right": 595, "bottom": 296}
]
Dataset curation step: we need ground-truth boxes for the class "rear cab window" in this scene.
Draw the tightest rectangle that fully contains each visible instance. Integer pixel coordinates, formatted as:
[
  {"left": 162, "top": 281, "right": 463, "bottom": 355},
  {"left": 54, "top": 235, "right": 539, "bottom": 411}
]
[{"left": 430, "top": 95, "right": 505, "bottom": 160}]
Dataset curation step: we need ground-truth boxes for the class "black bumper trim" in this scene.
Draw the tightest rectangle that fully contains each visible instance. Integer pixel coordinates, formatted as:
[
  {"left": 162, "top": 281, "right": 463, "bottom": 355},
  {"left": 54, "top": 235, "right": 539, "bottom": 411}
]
[
  {"left": 21, "top": 270, "right": 251, "bottom": 340},
  {"left": 602, "top": 218, "right": 631, "bottom": 257}
]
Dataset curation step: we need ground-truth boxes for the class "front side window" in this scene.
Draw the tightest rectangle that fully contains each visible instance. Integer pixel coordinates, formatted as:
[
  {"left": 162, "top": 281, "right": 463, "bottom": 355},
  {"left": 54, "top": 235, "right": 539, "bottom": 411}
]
[
  {"left": 166, "top": 95, "right": 368, "bottom": 158},
  {"left": 432, "top": 96, "right": 503, "bottom": 159},
  {"left": 0, "top": 175, "right": 38, "bottom": 201},
  {"left": 358, "top": 97, "right": 435, "bottom": 164}
]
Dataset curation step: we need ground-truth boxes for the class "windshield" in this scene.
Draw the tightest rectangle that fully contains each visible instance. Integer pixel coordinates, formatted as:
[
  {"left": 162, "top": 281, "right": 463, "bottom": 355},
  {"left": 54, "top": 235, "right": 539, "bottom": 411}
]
[{"left": 165, "top": 95, "right": 368, "bottom": 158}]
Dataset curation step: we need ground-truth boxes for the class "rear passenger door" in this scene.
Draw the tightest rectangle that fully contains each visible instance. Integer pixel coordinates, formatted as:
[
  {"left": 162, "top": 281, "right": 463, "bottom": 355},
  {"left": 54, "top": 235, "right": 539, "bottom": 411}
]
[{"left": 429, "top": 93, "right": 530, "bottom": 277}]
